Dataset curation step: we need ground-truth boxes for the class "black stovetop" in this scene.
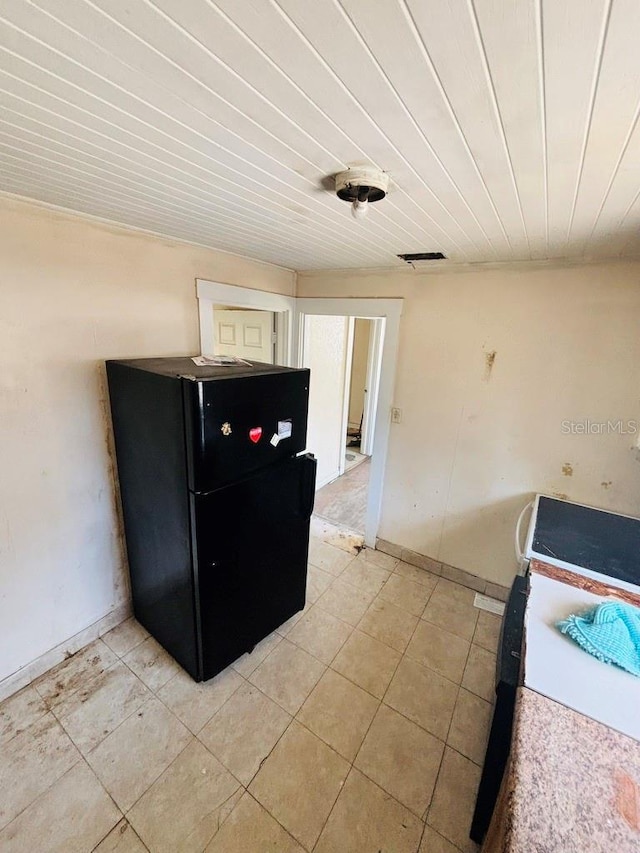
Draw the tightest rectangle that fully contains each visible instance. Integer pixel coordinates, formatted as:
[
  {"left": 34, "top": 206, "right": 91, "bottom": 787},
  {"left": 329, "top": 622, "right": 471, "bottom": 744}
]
[{"left": 532, "top": 496, "right": 640, "bottom": 587}]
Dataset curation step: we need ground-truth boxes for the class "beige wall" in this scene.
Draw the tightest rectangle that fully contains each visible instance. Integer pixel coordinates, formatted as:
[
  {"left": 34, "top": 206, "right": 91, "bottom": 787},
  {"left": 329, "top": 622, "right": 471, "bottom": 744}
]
[
  {"left": 4, "top": 189, "right": 640, "bottom": 683},
  {"left": 0, "top": 196, "right": 294, "bottom": 684},
  {"left": 348, "top": 319, "right": 371, "bottom": 431},
  {"left": 298, "top": 262, "right": 640, "bottom": 586}
]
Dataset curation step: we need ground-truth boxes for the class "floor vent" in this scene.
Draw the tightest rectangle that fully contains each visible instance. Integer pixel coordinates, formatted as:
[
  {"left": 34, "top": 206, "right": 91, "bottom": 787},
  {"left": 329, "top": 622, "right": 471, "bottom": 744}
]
[{"left": 473, "top": 593, "right": 505, "bottom": 616}]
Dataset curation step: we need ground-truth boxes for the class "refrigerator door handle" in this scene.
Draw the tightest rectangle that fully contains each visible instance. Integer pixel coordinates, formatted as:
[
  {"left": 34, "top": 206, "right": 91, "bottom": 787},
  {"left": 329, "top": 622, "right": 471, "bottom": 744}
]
[{"left": 299, "top": 454, "right": 317, "bottom": 520}]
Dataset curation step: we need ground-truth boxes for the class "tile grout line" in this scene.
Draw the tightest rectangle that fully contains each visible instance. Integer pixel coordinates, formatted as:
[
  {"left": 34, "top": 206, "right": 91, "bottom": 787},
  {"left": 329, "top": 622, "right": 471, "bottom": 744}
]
[
  {"left": 0, "top": 719, "right": 82, "bottom": 837},
  {"left": 376, "top": 573, "right": 485, "bottom": 837},
  {"left": 101, "top": 618, "right": 150, "bottom": 660},
  {"left": 79, "top": 751, "right": 132, "bottom": 851},
  {"left": 230, "top": 789, "right": 305, "bottom": 852},
  {"left": 191, "top": 675, "right": 251, "bottom": 738},
  {"left": 318, "top": 571, "right": 441, "bottom": 837},
  {"left": 195, "top": 679, "right": 293, "bottom": 791},
  {"left": 0, "top": 744, "right": 125, "bottom": 850},
  {"left": 90, "top": 814, "right": 149, "bottom": 852},
  {"left": 60, "top": 644, "right": 213, "bottom": 821},
  {"left": 317, "top": 568, "right": 487, "bottom": 709},
  {"left": 306, "top": 765, "right": 361, "bottom": 852},
  {"left": 119, "top": 731, "right": 248, "bottom": 850},
  {"left": 0, "top": 635, "right": 157, "bottom": 844},
  {"left": 121, "top": 731, "right": 195, "bottom": 817},
  {"left": 304, "top": 559, "right": 428, "bottom": 848},
  {"left": 422, "top": 596, "right": 480, "bottom": 842},
  {"left": 122, "top": 741, "right": 246, "bottom": 850},
  {"left": 298, "top": 537, "right": 489, "bottom": 848},
  {"left": 229, "top": 709, "right": 346, "bottom": 852},
  {"left": 200, "top": 784, "right": 249, "bottom": 847},
  {"left": 376, "top": 575, "right": 442, "bottom": 824}
]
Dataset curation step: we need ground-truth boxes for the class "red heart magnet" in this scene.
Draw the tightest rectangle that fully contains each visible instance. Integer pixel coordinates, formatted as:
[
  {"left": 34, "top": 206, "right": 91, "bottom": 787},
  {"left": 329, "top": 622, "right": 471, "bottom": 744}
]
[{"left": 249, "top": 427, "right": 263, "bottom": 444}]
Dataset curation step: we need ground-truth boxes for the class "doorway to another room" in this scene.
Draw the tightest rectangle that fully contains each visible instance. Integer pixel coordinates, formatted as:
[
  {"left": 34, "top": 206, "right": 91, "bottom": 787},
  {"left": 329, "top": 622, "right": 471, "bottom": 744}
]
[{"left": 302, "top": 315, "right": 383, "bottom": 536}]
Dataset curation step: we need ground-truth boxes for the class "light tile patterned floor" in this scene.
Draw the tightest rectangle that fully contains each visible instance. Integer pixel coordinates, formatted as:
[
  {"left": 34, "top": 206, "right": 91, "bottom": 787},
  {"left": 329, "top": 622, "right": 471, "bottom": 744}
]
[{"left": 0, "top": 526, "right": 500, "bottom": 852}]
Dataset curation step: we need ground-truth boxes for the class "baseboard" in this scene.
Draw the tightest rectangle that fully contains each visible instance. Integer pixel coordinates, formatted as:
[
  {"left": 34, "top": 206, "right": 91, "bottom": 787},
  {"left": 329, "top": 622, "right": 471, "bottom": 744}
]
[
  {"left": 375, "top": 537, "right": 510, "bottom": 601},
  {"left": 0, "top": 601, "right": 132, "bottom": 703}
]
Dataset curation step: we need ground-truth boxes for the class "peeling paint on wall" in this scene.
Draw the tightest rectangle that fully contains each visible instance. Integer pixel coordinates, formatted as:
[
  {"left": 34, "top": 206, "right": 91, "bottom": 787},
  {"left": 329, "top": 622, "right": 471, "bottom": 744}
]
[{"left": 562, "top": 463, "right": 574, "bottom": 477}]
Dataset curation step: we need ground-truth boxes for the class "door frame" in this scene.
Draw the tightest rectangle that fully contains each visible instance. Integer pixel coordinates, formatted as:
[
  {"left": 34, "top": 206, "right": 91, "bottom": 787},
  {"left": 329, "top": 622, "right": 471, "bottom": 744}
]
[
  {"left": 296, "top": 298, "right": 403, "bottom": 548},
  {"left": 196, "top": 281, "right": 403, "bottom": 548},
  {"left": 196, "top": 279, "right": 295, "bottom": 366}
]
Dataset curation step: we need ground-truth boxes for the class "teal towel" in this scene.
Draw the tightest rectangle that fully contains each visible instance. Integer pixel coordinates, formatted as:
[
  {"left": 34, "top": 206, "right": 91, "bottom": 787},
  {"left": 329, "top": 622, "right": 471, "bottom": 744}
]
[{"left": 556, "top": 600, "right": 640, "bottom": 677}]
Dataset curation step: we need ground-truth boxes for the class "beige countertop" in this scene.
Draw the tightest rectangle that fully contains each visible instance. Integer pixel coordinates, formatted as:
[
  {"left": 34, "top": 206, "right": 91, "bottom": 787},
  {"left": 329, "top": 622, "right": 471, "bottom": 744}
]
[{"left": 487, "top": 687, "right": 640, "bottom": 852}]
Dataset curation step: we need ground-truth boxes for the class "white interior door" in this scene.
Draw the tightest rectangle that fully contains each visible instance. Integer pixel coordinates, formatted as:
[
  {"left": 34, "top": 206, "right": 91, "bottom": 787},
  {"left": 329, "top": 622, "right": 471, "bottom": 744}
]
[
  {"left": 361, "top": 319, "right": 385, "bottom": 456},
  {"left": 302, "top": 315, "right": 350, "bottom": 489},
  {"left": 347, "top": 318, "right": 370, "bottom": 435},
  {"left": 214, "top": 309, "right": 274, "bottom": 363},
  {"left": 339, "top": 318, "right": 355, "bottom": 476}
]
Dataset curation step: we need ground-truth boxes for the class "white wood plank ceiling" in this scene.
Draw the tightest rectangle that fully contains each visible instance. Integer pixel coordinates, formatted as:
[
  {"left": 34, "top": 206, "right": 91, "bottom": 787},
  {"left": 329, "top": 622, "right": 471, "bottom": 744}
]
[{"left": 1, "top": 0, "right": 640, "bottom": 270}]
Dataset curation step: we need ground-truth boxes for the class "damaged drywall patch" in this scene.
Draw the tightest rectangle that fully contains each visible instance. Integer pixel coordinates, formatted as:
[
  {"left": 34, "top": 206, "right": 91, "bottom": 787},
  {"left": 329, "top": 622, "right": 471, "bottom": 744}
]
[
  {"left": 561, "top": 463, "right": 574, "bottom": 477},
  {"left": 483, "top": 349, "right": 497, "bottom": 381}
]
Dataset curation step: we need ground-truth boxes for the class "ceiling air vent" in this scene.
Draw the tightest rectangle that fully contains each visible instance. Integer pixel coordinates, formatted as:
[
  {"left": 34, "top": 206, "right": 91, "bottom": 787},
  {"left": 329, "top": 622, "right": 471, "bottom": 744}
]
[{"left": 397, "top": 252, "right": 447, "bottom": 263}]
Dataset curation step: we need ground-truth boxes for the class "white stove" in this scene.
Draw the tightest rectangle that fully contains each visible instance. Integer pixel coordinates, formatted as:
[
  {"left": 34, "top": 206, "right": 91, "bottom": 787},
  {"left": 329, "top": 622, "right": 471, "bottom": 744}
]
[
  {"left": 524, "top": 568, "right": 640, "bottom": 742},
  {"left": 517, "top": 495, "right": 640, "bottom": 741}
]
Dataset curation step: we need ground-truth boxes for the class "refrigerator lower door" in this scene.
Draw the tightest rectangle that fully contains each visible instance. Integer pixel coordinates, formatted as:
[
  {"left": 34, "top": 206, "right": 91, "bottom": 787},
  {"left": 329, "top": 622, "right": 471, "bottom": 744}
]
[{"left": 192, "top": 453, "right": 316, "bottom": 681}]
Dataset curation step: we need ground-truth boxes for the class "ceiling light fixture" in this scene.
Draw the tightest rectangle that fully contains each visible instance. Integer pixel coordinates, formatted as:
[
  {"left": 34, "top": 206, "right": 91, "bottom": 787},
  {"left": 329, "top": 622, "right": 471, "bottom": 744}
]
[{"left": 334, "top": 166, "right": 389, "bottom": 220}]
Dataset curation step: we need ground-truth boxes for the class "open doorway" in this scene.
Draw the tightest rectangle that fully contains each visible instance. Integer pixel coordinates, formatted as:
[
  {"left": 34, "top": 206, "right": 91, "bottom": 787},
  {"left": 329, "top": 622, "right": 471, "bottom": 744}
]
[{"left": 302, "top": 315, "right": 384, "bottom": 535}]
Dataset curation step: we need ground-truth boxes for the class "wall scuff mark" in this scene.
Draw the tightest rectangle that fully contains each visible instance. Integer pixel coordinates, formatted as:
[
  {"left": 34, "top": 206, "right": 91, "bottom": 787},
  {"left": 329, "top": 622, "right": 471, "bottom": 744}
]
[{"left": 483, "top": 349, "right": 497, "bottom": 381}]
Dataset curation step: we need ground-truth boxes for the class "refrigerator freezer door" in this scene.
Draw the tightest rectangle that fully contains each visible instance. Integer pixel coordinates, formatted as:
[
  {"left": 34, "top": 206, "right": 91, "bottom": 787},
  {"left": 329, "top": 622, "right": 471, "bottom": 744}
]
[
  {"left": 192, "top": 454, "right": 316, "bottom": 681},
  {"left": 183, "top": 370, "right": 310, "bottom": 493}
]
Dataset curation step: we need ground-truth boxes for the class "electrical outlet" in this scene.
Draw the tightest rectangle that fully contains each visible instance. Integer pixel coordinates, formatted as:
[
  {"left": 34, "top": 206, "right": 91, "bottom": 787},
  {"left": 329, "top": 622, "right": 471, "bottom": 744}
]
[{"left": 391, "top": 407, "right": 402, "bottom": 424}]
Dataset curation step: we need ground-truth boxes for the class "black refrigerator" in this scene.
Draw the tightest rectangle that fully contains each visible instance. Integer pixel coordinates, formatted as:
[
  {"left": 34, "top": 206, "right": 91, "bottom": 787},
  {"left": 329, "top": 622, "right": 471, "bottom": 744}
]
[{"left": 106, "top": 356, "right": 316, "bottom": 682}]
